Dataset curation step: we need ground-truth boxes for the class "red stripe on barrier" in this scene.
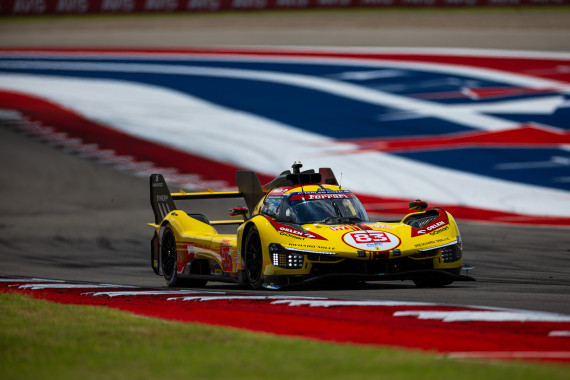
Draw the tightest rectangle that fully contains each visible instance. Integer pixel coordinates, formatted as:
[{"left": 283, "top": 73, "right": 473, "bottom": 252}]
[
  {"left": 1, "top": 88, "right": 569, "bottom": 226},
  {"left": 340, "top": 125, "right": 570, "bottom": 153},
  {"left": 2, "top": 279, "right": 570, "bottom": 364},
  {"left": 0, "top": 90, "right": 268, "bottom": 188}
]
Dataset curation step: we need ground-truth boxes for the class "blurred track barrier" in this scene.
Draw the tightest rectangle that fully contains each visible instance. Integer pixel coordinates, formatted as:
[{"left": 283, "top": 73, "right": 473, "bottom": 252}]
[{"left": 1, "top": 0, "right": 569, "bottom": 16}]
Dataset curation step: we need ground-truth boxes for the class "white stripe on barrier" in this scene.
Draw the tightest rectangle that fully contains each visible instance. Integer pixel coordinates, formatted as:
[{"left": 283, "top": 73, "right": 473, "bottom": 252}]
[{"left": 1, "top": 72, "right": 569, "bottom": 217}]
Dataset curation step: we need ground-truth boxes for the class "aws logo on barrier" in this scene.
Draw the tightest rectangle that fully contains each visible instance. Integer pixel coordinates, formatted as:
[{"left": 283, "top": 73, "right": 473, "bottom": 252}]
[{"left": 10, "top": 0, "right": 47, "bottom": 13}]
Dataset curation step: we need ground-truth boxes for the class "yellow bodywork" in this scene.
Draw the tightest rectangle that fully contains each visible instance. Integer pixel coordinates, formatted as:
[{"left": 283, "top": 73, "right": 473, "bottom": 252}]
[{"left": 150, "top": 183, "right": 463, "bottom": 285}]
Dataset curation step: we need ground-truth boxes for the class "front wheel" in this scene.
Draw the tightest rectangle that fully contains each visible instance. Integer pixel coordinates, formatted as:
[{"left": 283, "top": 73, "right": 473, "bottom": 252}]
[{"left": 244, "top": 226, "right": 264, "bottom": 289}]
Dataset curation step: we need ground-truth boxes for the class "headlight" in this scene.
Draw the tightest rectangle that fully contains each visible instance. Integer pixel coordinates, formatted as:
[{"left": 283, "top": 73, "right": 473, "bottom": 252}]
[
  {"left": 441, "top": 244, "right": 462, "bottom": 263},
  {"left": 269, "top": 243, "right": 304, "bottom": 269}
]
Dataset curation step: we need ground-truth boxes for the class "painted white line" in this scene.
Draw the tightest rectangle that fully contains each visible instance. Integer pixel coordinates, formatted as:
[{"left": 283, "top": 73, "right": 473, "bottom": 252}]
[
  {"left": 0, "top": 278, "right": 64, "bottom": 283},
  {"left": 15, "top": 284, "right": 135, "bottom": 290},
  {"left": 394, "top": 310, "right": 570, "bottom": 322},
  {"left": 167, "top": 295, "right": 324, "bottom": 302},
  {"left": 271, "top": 300, "right": 434, "bottom": 307},
  {"left": 87, "top": 290, "right": 226, "bottom": 297},
  {"left": 549, "top": 331, "right": 570, "bottom": 337},
  {"left": 5, "top": 278, "right": 570, "bottom": 328},
  {"left": 446, "top": 351, "right": 570, "bottom": 360}
]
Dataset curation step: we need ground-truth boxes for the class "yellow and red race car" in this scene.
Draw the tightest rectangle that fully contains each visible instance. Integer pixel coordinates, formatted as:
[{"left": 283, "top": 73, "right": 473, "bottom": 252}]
[{"left": 149, "top": 163, "right": 474, "bottom": 290}]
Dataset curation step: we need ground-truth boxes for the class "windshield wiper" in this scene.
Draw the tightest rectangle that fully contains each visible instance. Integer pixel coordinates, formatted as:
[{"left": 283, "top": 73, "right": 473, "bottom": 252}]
[
  {"left": 318, "top": 217, "right": 343, "bottom": 224},
  {"left": 318, "top": 216, "right": 364, "bottom": 225},
  {"left": 343, "top": 217, "right": 365, "bottom": 223}
]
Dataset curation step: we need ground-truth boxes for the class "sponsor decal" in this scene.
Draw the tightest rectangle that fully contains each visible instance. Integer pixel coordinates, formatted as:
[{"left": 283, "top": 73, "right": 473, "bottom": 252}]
[
  {"left": 289, "top": 193, "right": 354, "bottom": 201},
  {"left": 145, "top": 0, "right": 178, "bottom": 11},
  {"left": 11, "top": 0, "right": 47, "bottom": 13},
  {"left": 317, "top": 0, "right": 350, "bottom": 5},
  {"left": 101, "top": 0, "right": 135, "bottom": 11},
  {"left": 56, "top": 0, "right": 89, "bottom": 12},
  {"left": 231, "top": 0, "right": 266, "bottom": 8},
  {"left": 186, "top": 0, "right": 220, "bottom": 9},
  {"left": 307, "top": 193, "right": 349, "bottom": 200},
  {"left": 413, "top": 237, "right": 452, "bottom": 248},
  {"left": 430, "top": 225, "right": 449, "bottom": 235},
  {"left": 287, "top": 242, "right": 335, "bottom": 250},
  {"left": 220, "top": 246, "right": 233, "bottom": 272},
  {"left": 274, "top": 0, "right": 308, "bottom": 6},
  {"left": 368, "top": 224, "right": 393, "bottom": 229},
  {"left": 330, "top": 225, "right": 350, "bottom": 231},
  {"left": 411, "top": 211, "right": 449, "bottom": 237},
  {"left": 287, "top": 242, "right": 335, "bottom": 251},
  {"left": 267, "top": 218, "right": 327, "bottom": 240},
  {"left": 185, "top": 244, "right": 196, "bottom": 261},
  {"left": 289, "top": 189, "right": 354, "bottom": 201},
  {"left": 343, "top": 231, "right": 401, "bottom": 252},
  {"left": 268, "top": 187, "right": 292, "bottom": 196},
  {"left": 361, "top": 0, "right": 393, "bottom": 4},
  {"left": 236, "top": 248, "right": 244, "bottom": 270}
]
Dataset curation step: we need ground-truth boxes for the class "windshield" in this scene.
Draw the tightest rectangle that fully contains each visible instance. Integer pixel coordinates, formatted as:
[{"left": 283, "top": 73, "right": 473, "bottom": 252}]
[{"left": 287, "top": 197, "right": 369, "bottom": 224}]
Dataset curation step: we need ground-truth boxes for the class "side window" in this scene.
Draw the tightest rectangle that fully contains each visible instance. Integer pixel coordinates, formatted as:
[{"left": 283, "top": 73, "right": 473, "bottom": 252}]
[{"left": 261, "top": 197, "right": 282, "bottom": 218}]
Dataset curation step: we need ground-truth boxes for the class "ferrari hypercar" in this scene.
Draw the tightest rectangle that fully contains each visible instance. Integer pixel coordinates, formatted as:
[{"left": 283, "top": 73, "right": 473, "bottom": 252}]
[{"left": 148, "top": 163, "right": 474, "bottom": 289}]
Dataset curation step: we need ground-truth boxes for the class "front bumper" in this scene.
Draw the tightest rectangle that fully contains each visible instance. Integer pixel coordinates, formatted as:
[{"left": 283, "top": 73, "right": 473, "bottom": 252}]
[{"left": 263, "top": 268, "right": 475, "bottom": 290}]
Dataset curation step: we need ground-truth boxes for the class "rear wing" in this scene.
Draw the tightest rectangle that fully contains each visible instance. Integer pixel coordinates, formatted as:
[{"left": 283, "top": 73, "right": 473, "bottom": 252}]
[
  {"left": 150, "top": 166, "right": 337, "bottom": 224},
  {"left": 149, "top": 171, "right": 264, "bottom": 224}
]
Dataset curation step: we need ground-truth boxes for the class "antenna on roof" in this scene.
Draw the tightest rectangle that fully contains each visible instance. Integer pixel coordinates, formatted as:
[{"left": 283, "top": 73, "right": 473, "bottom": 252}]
[{"left": 292, "top": 161, "right": 303, "bottom": 174}]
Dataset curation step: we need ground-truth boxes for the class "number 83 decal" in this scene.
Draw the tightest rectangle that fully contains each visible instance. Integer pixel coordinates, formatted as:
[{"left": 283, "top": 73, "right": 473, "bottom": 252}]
[{"left": 343, "top": 231, "right": 401, "bottom": 251}]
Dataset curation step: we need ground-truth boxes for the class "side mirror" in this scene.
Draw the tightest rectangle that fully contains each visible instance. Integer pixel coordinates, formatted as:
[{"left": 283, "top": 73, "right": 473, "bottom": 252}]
[
  {"left": 229, "top": 207, "right": 248, "bottom": 221},
  {"left": 409, "top": 199, "right": 428, "bottom": 212}
]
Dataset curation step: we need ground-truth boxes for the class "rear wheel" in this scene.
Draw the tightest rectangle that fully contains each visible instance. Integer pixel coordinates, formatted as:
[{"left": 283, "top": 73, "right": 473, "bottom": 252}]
[
  {"left": 160, "top": 227, "right": 178, "bottom": 287},
  {"left": 161, "top": 226, "right": 208, "bottom": 288},
  {"left": 244, "top": 226, "right": 264, "bottom": 289}
]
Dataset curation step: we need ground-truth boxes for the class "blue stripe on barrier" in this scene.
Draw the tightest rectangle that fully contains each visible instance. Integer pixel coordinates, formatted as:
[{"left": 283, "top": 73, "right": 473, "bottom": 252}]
[{"left": 1, "top": 55, "right": 568, "bottom": 192}]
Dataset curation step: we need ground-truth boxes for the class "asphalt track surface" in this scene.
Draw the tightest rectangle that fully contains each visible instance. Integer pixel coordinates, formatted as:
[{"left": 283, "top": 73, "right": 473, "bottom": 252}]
[
  {"left": 1, "top": 125, "right": 569, "bottom": 315},
  {"left": 1, "top": 9, "right": 569, "bottom": 315}
]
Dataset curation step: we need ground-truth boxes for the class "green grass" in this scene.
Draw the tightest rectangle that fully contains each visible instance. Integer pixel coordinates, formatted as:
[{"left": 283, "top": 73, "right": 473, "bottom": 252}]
[{"left": 0, "top": 292, "right": 567, "bottom": 380}]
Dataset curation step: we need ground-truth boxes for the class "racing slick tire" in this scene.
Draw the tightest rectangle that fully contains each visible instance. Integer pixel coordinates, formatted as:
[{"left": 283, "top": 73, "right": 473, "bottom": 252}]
[
  {"left": 244, "top": 225, "right": 264, "bottom": 290},
  {"left": 160, "top": 226, "right": 207, "bottom": 288}
]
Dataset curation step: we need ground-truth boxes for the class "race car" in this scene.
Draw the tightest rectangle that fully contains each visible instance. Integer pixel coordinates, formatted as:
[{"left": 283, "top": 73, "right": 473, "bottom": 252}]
[{"left": 148, "top": 163, "right": 474, "bottom": 289}]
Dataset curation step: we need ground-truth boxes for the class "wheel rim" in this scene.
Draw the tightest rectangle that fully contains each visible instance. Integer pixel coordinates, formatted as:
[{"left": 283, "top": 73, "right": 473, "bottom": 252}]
[
  {"left": 246, "top": 232, "right": 262, "bottom": 284},
  {"left": 161, "top": 229, "right": 176, "bottom": 279}
]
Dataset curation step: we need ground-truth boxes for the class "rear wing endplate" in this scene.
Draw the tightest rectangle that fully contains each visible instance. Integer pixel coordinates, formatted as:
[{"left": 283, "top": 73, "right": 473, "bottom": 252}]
[{"left": 150, "top": 174, "right": 177, "bottom": 224}]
